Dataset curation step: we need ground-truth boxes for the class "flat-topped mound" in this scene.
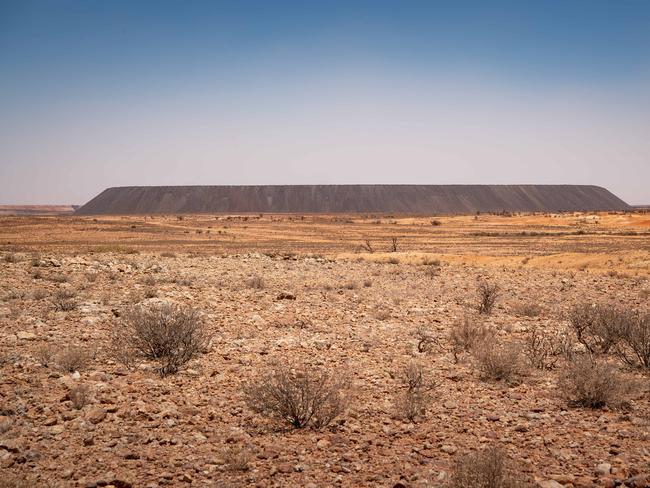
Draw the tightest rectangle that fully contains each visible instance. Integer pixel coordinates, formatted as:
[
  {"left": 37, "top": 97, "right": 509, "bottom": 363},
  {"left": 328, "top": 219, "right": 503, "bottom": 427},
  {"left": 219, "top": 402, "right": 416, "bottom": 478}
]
[
  {"left": 0, "top": 205, "right": 78, "bottom": 216},
  {"left": 75, "top": 185, "right": 630, "bottom": 215}
]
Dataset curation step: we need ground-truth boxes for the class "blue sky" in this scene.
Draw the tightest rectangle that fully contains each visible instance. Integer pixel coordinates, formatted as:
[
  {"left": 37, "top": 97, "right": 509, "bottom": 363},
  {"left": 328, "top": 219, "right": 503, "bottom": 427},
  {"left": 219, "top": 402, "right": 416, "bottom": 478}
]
[{"left": 1, "top": 0, "right": 649, "bottom": 204}]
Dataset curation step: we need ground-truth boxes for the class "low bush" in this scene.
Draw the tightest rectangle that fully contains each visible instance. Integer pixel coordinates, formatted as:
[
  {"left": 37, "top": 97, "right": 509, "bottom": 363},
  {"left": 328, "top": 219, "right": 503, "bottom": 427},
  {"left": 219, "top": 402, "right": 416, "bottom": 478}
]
[
  {"left": 53, "top": 288, "right": 77, "bottom": 311},
  {"left": 34, "top": 343, "right": 56, "bottom": 367},
  {"left": 414, "top": 325, "right": 439, "bottom": 353},
  {"left": 477, "top": 281, "right": 499, "bottom": 315},
  {"left": 113, "top": 302, "right": 209, "bottom": 376},
  {"left": 3, "top": 253, "right": 19, "bottom": 263},
  {"left": 247, "top": 275, "right": 265, "bottom": 290},
  {"left": 448, "top": 447, "right": 531, "bottom": 488},
  {"left": 568, "top": 303, "right": 628, "bottom": 355},
  {"left": 32, "top": 288, "right": 47, "bottom": 300},
  {"left": 614, "top": 310, "right": 650, "bottom": 373},
  {"left": 57, "top": 345, "right": 90, "bottom": 373},
  {"left": 49, "top": 273, "right": 69, "bottom": 283},
  {"left": 244, "top": 363, "right": 349, "bottom": 429},
  {"left": 395, "top": 361, "right": 437, "bottom": 422},
  {"left": 559, "top": 356, "right": 633, "bottom": 409},
  {"left": 476, "top": 339, "right": 523, "bottom": 384},
  {"left": 221, "top": 446, "right": 251, "bottom": 471},
  {"left": 450, "top": 315, "right": 491, "bottom": 361},
  {"left": 513, "top": 302, "right": 542, "bottom": 318},
  {"left": 524, "top": 325, "right": 573, "bottom": 370}
]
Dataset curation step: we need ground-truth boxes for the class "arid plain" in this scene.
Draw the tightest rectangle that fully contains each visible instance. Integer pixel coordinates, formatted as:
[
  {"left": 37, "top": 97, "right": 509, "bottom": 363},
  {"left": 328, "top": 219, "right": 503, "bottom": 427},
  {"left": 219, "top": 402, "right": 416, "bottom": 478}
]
[{"left": 1, "top": 212, "right": 650, "bottom": 487}]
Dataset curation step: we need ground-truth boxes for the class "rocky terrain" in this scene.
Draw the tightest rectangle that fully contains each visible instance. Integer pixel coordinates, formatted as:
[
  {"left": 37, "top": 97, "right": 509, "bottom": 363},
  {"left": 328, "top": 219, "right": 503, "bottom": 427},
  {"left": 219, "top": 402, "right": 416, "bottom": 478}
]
[
  {"left": 0, "top": 213, "right": 649, "bottom": 487},
  {"left": 74, "top": 185, "right": 630, "bottom": 215}
]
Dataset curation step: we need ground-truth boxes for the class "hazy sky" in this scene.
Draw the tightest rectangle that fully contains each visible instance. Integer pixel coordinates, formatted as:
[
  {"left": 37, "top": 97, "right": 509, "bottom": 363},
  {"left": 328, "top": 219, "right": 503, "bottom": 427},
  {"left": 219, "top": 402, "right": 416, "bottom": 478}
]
[{"left": 1, "top": 1, "right": 649, "bottom": 205}]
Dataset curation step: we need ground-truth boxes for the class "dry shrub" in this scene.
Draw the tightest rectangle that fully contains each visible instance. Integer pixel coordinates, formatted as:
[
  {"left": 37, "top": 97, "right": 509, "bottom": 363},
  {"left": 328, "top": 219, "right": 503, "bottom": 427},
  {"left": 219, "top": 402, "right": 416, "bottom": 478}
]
[
  {"left": 513, "top": 302, "right": 542, "bottom": 318},
  {"left": 341, "top": 281, "right": 358, "bottom": 290},
  {"left": 373, "top": 306, "right": 391, "bottom": 321},
  {"left": 363, "top": 279, "right": 372, "bottom": 288},
  {"left": 221, "top": 446, "right": 251, "bottom": 471},
  {"left": 161, "top": 251, "right": 176, "bottom": 258},
  {"left": 524, "top": 326, "right": 573, "bottom": 370},
  {"left": 414, "top": 325, "right": 439, "bottom": 353},
  {"left": 477, "top": 281, "right": 500, "bottom": 315},
  {"left": 422, "top": 256, "right": 441, "bottom": 266},
  {"left": 174, "top": 275, "right": 194, "bottom": 287},
  {"left": 395, "top": 361, "right": 438, "bottom": 422},
  {"left": 247, "top": 275, "right": 265, "bottom": 290},
  {"left": 31, "top": 288, "right": 48, "bottom": 300},
  {"left": 559, "top": 356, "right": 633, "bottom": 409},
  {"left": 448, "top": 447, "right": 531, "bottom": 488},
  {"left": 69, "top": 383, "right": 91, "bottom": 409},
  {"left": 361, "top": 240, "right": 374, "bottom": 253},
  {"left": 34, "top": 343, "right": 56, "bottom": 367},
  {"left": 85, "top": 272, "right": 98, "bottom": 283},
  {"left": 113, "top": 302, "right": 209, "bottom": 376},
  {"left": 57, "top": 345, "right": 90, "bottom": 373},
  {"left": 244, "top": 363, "right": 349, "bottom": 429},
  {"left": 49, "top": 273, "right": 69, "bottom": 283},
  {"left": 53, "top": 288, "right": 77, "bottom": 311},
  {"left": 0, "top": 478, "right": 34, "bottom": 488},
  {"left": 3, "top": 288, "right": 25, "bottom": 301},
  {"left": 387, "top": 256, "right": 400, "bottom": 265},
  {"left": 389, "top": 236, "right": 399, "bottom": 252},
  {"left": 424, "top": 266, "right": 440, "bottom": 279},
  {"left": 3, "top": 253, "right": 19, "bottom": 263},
  {"left": 143, "top": 287, "right": 158, "bottom": 299},
  {"left": 476, "top": 338, "right": 523, "bottom": 383},
  {"left": 450, "top": 315, "right": 491, "bottom": 361},
  {"left": 141, "top": 275, "right": 157, "bottom": 286},
  {"left": 614, "top": 310, "right": 650, "bottom": 373},
  {"left": 569, "top": 303, "right": 627, "bottom": 355}
]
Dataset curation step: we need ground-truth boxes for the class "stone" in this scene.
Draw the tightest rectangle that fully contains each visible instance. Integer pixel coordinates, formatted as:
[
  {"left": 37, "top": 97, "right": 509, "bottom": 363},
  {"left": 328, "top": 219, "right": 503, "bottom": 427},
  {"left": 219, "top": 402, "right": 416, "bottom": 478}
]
[
  {"left": 441, "top": 445, "right": 457, "bottom": 454},
  {"left": 595, "top": 463, "right": 612, "bottom": 476},
  {"left": 16, "top": 331, "right": 37, "bottom": 341},
  {"left": 538, "top": 481, "right": 564, "bottom": 488},
  {"left": 86, "top": 407, "right": 107, "bottom": 424},
  {"left": 276, "top": 291, "right": 296, "bottom": 300}
]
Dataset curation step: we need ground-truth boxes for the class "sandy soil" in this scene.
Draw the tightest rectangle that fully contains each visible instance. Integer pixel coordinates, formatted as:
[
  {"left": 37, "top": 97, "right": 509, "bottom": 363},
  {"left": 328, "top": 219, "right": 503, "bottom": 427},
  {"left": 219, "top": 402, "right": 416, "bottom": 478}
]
[{"left": 0, "top": 212, "right": 649, "bottom": 487}]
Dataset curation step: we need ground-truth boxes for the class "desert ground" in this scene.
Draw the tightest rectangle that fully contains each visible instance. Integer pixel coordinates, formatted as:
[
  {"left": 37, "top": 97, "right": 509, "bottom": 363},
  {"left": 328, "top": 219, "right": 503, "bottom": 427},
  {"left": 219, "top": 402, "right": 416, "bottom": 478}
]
[{"left": 1, "top": 211, "right": 649, "bottom": 487}]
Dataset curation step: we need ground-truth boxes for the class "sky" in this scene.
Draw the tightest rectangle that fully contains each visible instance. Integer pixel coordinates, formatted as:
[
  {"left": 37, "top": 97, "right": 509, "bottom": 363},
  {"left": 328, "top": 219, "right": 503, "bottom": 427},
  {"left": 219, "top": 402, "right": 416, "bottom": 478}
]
[{"left": 0, "top": 1, "right": 649, "bottom": 205}]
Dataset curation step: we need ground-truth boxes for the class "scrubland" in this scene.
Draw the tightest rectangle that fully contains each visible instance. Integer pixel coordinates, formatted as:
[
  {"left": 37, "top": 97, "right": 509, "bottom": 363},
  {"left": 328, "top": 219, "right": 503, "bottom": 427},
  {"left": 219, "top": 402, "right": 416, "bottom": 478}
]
[{"left": 1, "top": 212, "right": 649, "bottom": 487}]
